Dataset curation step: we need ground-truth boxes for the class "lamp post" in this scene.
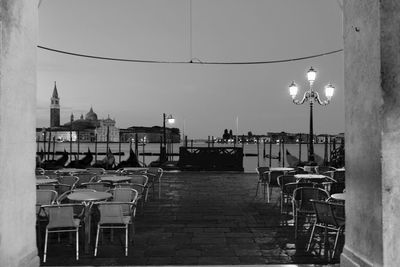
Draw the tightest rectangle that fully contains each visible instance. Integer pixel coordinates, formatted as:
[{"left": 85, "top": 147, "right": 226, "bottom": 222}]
[
  {"left": 162, "top": 113, "right": 175, "bottom": 162},
  {"left": 288, "top": 67, "right": 335, "bottom": 163}
]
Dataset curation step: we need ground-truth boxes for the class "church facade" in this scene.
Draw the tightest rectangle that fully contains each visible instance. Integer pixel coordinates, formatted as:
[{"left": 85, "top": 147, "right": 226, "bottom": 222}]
[{"left": 39, "top": 83, "right": 120, "bottom": 142}]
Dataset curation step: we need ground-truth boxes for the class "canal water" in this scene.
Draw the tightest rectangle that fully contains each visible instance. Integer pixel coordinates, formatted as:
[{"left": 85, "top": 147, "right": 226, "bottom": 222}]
[{"left": 37, "top": 141, "right": 333, "bottom": 173}]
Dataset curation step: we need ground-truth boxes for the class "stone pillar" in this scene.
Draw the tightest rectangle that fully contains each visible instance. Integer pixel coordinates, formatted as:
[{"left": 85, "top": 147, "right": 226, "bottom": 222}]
[
  {"left": 342, "top": 1, "right": 400, "bottom": 266},
  {"left": 0, "top": 1, "right": 39, "bottom": 266}
]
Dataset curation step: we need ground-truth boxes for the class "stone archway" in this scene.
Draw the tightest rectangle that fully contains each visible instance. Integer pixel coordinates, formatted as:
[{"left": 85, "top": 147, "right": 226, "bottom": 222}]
[
  {"left": 0, "top": 1, "right": 39, "bottom": 266},
  {"left": 341, "top": 1, "right": 400, "bottom": 266},
  {"left": 1, "top": 1, "right": 400, "bottom": 266}
]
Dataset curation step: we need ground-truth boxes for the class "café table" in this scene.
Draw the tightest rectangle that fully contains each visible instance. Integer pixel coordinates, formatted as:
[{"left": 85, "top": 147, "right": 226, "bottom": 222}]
[
  {"left": 36, "top": 178, "right": 58, "bottom": 185},
  {"left": 269, "top": 167, "right": 294, "bottom": 172},
  {"left": 331, "top": 193, "right": 345, "bottom": 201},
  {"left": 67, "top": 191, "right": 112, "bottom": 253},
  {"left": 303, "top": 165, "right": 318, "bottom": 173},
  {"left": 56, "top": 168, "right": 86, "bottom": 175},
  {"left": 119, "top": 167, "right": 148, "bottom": 174},
  {"left": 99, "top": 175, "right": 132, "bottom": 185},
  {"left": 294, "top": 174, "right": 329, "bottom": 183}
]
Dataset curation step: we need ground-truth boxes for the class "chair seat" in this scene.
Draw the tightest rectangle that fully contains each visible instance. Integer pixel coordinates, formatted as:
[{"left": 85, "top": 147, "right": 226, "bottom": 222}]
[
  {"left": 99, "top": 216, "right": 131, "bottom": 226},
  {"left": 47, "top": 218, "right": 81, "bottom": 230}
]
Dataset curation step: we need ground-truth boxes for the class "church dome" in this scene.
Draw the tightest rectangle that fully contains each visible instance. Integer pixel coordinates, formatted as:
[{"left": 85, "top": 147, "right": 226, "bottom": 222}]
[{"left": 85, "top": 107, "right": 98, "bottom": 121}]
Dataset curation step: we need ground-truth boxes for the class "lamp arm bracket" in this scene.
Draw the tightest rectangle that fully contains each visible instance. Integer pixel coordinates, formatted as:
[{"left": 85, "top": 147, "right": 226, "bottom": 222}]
[
  {"left": 292, "top": 92, "right": 308, "bottom": 105},
  {"left": 313, "top": 91, "right": 330, "bottom": 105}
]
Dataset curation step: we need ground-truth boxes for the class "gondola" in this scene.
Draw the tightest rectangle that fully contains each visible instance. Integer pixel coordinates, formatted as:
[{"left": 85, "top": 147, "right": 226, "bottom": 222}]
[
  {"left": 66, "top": 148, "right": 93, "bottom": 168},
  {"left": 286, "top": 149, "right": 324, "bottom": 167},
  {"left": 116, "top": 148, "right": 142, "bottom": 168},
  {"left": 92, "top": 148, "right": 115, "bottom": 169},
  {"left": 40, "top": 149, "right": 69, "bottom": 170}
]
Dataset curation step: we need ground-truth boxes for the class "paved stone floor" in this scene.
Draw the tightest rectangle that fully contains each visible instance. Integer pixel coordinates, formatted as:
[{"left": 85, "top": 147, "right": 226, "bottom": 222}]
[{"left": 40, "top": 172, "right": 343, "bottom": 266}]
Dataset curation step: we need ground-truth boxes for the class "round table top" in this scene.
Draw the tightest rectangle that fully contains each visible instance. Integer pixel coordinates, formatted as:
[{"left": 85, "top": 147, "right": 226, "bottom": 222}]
[
  {"left": 335, "top": 168, "right": 346, "bottom": 172},
  {"left": 100, "top": 176, "right": 132, "bottom": 183},
  {"left": 269, "top": 167, "right": 294, "bottom": 172},
  {"left": 120, "top": 167, "right": 148, "bottom": 172},
  {"left": 294, "top": 174, "right": 327, "bottom": 179},
  {"left": 57, "top": 168, "right": 86, "bottom": 174},
  {"left": 67, "top": 191, "right": 112, "bottom": 202},
  {"left": 36, "top": 178, "right": 58, "bottom": 185},
  {"left": 331, "top": 193, "right": 345, "bottom": 201}
]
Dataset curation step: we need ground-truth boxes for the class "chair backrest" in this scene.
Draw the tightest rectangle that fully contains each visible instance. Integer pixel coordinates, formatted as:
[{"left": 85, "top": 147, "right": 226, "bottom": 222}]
[
  {"left": 57, "top": 183, "right": 72, "bottom": 195},
  {"left": 36, "top": 189, "right": 58, "bottom": 215},
  {"left": 81, "top": 182, "right": 111, "bottom": 192},
  {"left": 311, "top": 200, "right": 345, "bottom": 227},
  {"left": 293, "top": 187, "right": 330, "bottom": 212},
  {"left": 44, "top": 204, "right": 83, "bottom": 229},
  {"left": 283, "top": 182, "right": 314, "bottom": 196},
  {"left": 277, "top": 175, "right": 296, "bottom": 188},
  {"left": 146, "top": 167, "right": 163, "bottom": 183},
  {"left": 43, "top": 170, "right": 59, "bottom": 179},
  {"left": 333, "top": 170, "right": 345, "bottom": 183},
  {"left": 86, "top": 168, "right": 105, "bottom": 175},
  {"left": 269, "top": 170, "right": 284, "bottom": 187},
  {"left": 110, "top": 188, "right": 138, "bottom": 202},
  {"left": 128, "top": 175, "right": 148, "bottom": 187},
  {"left": 331, "top": 201, "right": 345, "bottom": 223},
  {"left": 58, "top": 176, "right": 79, "bottom": 188},
  {"left": 328, "top": 182, "right": 346, "bottom": 194},
  {"left": 74, "top": 171, "right": 97, "bottom": 186},
  {"left": 96, "top": 202, "right": 133, "bottom": 224},
  {"left": 256, "top": 167, "right": 270, "bottom": 181},
  {"left": 36, "top": 168, "right": 45, "bottom": 175},
  {"left": 37, "top": 189, "right": 58, "bottom": 205},
  {"left": 107, "top": 189, "right": 138, "bottom": 215}
]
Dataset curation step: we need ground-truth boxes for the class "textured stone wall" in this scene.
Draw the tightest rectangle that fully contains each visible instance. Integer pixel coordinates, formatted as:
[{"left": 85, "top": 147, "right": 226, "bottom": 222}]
[
  {"left": 343, "top": 0, "right": 400, "bottom": 266},
  {"left": 0, "top": 0, "right": 39, "bottom": 266},
  {"left": 380, "top": 0, "right": 400, "bottom": 265}
]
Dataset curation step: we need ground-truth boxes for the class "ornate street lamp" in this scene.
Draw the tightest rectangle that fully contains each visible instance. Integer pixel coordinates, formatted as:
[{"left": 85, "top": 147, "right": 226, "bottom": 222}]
[
  {"left": 162, "top": 113, "right": 175, "bottom": 162},
  {"left": 288, "top": 67, "right": 335, "bottom": 163}
]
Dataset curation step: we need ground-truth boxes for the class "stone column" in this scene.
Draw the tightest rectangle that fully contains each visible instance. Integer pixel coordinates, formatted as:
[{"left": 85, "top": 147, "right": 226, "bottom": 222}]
[
  {"left": 342, "top": 1, "right": 400, "bottom": 266},
  {"left": 0, "top": 0, "right": 39, "bottom": 266}
]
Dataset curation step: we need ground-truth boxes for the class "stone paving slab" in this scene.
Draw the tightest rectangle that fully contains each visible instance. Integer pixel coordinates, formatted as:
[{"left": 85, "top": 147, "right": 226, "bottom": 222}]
[{"left": 39, "top": 171, "right": 343, "bottom": 266}]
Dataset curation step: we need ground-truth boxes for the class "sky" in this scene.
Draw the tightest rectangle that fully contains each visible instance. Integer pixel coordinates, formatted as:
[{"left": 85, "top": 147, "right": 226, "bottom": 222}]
[{"left": 37, "top": 0, "right": 344, "bottom": 139}]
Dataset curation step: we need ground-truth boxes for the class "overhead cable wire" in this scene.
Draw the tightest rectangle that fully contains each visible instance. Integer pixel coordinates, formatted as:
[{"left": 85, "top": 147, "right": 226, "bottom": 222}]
[{"left": 37, "top": 45, "right": 343, "bottom": 65}]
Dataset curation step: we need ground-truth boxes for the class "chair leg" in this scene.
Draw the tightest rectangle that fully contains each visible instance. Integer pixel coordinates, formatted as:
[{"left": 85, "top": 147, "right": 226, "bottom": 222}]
[
  {"left": 254, "top": 181, "right": 260, "bottom": 198},
  {"left": 125, "top": 225, "right": 128, "bottom": 256},
  {"left": 280, "top": 192, "right": 284, "bottom": 214},
  {"left": 76, "top": 228, "right": 79, "bottom": 260},
  {"left": 332, "top": 228, "right": 342, "bottom": 259},
  {"left": 158, "top": 180, "right": 162, "bottom": 199},
  {"left": 94, "top": 225, "right": 100, "bottom": 256},
  {"left": 266, "top": 183, "right": 270, "bottom": 203},
  {"left": 268, "top": 185, "right": 273, "bottom": 203},
  {"left": 43, "top": 229, "right": 49, "bottom": 263},
  {"left": 306, "top": 223, "right": 317, "bottom": 251},
  {"left": 294, "top": 216, "right": 297, "bottom": 239}
]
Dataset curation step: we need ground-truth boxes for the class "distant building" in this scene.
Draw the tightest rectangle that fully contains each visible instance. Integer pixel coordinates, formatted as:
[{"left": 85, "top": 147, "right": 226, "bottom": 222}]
[
  {"left": 96, "top": 116, "right": 119, "bottom": 142},
  {"left": 41, "top": 84, "right": 120, "bottom": 142},
  {"left": 120, "top": 126, "right": 180, "bottom": 143},
  {"left": 50, "top": 82, "right": 60, "bottom": 127}
]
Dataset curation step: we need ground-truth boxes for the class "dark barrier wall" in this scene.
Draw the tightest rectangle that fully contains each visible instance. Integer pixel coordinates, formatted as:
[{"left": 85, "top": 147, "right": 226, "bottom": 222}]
[{"left": 178, "top": 147, "right": 244, "bottom": 171}]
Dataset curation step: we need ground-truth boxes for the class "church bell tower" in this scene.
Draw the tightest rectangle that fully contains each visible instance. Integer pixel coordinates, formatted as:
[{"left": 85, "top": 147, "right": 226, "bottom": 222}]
[{"left": 50, "top": 81, "right": 60, "bottom": 127}]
